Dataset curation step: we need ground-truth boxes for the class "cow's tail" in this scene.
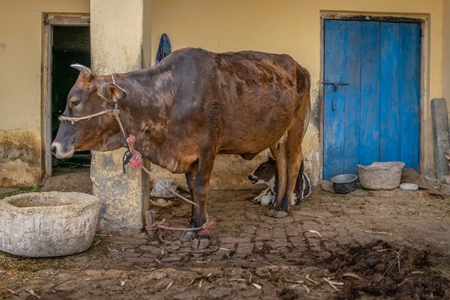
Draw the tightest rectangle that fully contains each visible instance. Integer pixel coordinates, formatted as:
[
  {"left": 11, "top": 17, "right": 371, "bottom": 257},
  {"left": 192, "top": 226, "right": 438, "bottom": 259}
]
[{"left": 296, "top": 64, "right": 311, "bottom": 138}]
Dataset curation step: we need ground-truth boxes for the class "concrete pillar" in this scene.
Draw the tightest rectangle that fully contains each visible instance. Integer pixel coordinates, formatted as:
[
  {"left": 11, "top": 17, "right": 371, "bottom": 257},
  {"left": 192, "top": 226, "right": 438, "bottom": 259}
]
[
  {"left": 90, "top": 0, "right": 152, "bottom": 232},
  {"left": 431, "top": 98, "right": 449, "bottom": 182}
]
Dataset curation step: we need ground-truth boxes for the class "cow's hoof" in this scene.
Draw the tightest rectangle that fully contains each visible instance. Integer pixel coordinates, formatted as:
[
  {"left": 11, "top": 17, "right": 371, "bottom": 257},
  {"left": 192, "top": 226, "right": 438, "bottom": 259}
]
[
  {"left": 192, "top": 236, "right": 210, "bottom": 249},
  {"left": 266, "top": 209, "right": 289, "bottom": 218},
  {"left": 180, "top": 230, "right": 196, "bottom": 242}
]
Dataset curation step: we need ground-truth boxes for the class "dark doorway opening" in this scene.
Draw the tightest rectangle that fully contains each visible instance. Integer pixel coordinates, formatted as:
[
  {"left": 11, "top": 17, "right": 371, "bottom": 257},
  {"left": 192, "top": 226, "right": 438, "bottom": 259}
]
[{"left": 51, "top": 26, "right": 91, "bottom": 170}]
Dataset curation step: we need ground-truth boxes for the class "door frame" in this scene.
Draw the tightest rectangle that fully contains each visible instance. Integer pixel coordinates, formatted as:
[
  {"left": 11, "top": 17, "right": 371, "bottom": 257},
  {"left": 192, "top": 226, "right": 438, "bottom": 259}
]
[
  {"left": 319, "top": 13, "right": 428, "bottom": 178},
  {"left": 42, "top": 13, "right": 90, "bottom": 179}
]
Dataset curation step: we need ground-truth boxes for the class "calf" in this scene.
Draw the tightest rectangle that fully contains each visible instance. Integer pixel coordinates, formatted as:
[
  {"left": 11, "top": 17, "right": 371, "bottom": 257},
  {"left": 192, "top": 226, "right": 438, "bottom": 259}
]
[{"left": 249, "top": 157, "right": 311, "bottom": 206}]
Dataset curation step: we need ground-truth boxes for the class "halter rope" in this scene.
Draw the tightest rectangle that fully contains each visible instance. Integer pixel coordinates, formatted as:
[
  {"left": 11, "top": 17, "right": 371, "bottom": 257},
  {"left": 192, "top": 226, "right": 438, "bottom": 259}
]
[{"left": 58, "top": 108, "right": 120, "bottom": 124}]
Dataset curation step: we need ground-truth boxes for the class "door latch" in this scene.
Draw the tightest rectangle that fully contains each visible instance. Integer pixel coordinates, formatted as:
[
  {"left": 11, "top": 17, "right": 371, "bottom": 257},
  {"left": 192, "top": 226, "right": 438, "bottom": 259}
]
[{"left": 322, "top": 82, "right": 349, "bottom": 92}]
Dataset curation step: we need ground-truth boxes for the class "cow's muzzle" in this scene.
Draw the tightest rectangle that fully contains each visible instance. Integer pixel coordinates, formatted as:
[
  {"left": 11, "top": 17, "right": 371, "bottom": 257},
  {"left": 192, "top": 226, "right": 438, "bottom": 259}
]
[{"left": 51, "top": 141, "right": 75, "bottom": 159}]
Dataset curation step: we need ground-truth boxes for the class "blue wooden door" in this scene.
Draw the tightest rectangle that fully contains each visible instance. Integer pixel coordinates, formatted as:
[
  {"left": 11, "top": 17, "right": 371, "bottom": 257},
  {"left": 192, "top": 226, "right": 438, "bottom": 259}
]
[{"left": 323, "top": 20, "right": 420, "bottom": 180}]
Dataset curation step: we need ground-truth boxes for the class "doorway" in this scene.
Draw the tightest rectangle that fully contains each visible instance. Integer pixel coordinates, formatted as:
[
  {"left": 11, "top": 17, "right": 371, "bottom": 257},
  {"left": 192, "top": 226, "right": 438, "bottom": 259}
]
[
  {"left": 43, "top": 14, "right": 90, "bottom": 178},
  {"left": 322, "top": 19, "right": 421, "bottom": 180}
]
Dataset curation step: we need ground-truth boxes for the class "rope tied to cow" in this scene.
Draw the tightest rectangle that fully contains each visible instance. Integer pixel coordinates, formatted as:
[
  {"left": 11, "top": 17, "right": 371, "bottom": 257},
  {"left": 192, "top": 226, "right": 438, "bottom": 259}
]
[
  {"left": 127, "top": 136, "right": 143, "bottom": 168},
  {"left": 145, "top": 212, "right": 218, "bottom": 254},
  {"left": 58, "top": 108, "right": 120, "bottom": 124},
  {"left": 145, "top": 217, "right": 215, "bottom": 233}
]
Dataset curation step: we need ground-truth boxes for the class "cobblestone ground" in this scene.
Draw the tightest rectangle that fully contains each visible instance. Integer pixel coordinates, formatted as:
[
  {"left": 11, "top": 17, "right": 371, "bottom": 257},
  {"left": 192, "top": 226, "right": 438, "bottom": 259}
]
[{"left": 0, "top": 168, "right": 449, "bottom": 299}]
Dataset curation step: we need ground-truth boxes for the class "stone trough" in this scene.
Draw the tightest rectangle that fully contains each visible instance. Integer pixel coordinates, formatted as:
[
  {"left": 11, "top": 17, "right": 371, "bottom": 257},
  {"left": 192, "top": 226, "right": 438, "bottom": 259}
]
[{"left": 0, "top": 192, "right": 100, "bottom": 257}]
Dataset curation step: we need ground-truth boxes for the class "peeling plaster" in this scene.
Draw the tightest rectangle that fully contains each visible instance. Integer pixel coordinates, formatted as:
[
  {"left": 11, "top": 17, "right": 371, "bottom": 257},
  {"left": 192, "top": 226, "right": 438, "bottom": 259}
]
[{"left": 0, "top": 130, "right": 41, "bottom": 187}]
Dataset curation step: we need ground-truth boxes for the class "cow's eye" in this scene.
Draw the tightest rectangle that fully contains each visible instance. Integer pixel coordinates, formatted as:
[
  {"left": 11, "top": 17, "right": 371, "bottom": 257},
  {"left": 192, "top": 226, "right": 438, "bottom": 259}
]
[
  {"left": 69, "top": 98, "right": 81, "bottom": 108},
  {"left": 261, "top": 166, "right": 267, "bottom": 170}
]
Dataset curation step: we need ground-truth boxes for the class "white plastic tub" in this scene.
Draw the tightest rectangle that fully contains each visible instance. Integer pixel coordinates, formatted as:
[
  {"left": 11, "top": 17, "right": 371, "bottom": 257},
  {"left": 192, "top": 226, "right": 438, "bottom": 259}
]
[{"left": 0, "top": 192, "right": 100, "bottom": 257}]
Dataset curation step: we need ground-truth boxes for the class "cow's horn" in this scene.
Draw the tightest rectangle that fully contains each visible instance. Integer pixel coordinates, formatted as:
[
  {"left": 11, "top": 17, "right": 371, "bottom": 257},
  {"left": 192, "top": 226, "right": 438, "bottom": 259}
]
[{"left": 71, "top": 64, "right": 92, "bottom": 77}]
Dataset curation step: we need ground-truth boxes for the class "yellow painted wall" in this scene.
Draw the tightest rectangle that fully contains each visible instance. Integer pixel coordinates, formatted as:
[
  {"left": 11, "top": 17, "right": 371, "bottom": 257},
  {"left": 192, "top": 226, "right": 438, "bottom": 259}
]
[
  {"left": 443, "top": 0, "right": 450, "bottom": 106},
  {"left": 1, "top": 0, "right": 448, "bottom": 187},
  {"left": 0, "top": 0, "right": 89, "bottom": 187},
  {"left": 150, "top": 0, "right": 445, "bottom": 182}
]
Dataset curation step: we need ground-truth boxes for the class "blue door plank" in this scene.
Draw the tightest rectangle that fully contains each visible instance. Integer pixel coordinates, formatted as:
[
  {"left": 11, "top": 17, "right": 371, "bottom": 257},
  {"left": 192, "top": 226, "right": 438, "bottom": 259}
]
[
  {"left": 324, "top": 20, "right": 347, "bottom": 179},
  {"left": 380, "top": 23, "right": 401, "bottom": 162},
  {"left": 399, "top": 23, "right": 420, "bottom": 170},
  {"left": 343, "top": 21, "right": 361, "bottom": 175},
  {"left": 360, "top": 22, "right": 380, "bottom": 167}
]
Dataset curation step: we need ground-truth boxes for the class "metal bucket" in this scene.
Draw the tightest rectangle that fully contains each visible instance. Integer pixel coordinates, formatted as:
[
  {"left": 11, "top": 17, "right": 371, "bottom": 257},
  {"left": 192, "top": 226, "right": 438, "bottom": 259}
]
[{"left": 330, "top": 174, "right": 358, "bottom": 194}]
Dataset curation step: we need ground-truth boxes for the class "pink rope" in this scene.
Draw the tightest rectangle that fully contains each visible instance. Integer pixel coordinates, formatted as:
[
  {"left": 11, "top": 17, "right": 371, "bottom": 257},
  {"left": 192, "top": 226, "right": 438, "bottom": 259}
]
[{"left": 126, "top": 135, "right": 144, "bottom": 168}]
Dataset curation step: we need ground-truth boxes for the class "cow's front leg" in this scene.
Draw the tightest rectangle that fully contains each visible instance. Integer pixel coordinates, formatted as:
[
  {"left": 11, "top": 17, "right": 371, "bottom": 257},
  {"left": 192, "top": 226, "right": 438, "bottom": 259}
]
[
  {"left": 189, "top": 150, "right": 216, "bottom": 249},
  {"left": 180, "top": 170, "right": 199, "bottom": 243}
]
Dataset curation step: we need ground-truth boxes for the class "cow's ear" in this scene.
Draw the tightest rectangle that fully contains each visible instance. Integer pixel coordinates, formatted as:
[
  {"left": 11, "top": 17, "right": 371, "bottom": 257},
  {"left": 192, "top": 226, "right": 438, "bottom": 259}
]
[{"left": 99, "top": 82, "right": 127, "bottom": 103}]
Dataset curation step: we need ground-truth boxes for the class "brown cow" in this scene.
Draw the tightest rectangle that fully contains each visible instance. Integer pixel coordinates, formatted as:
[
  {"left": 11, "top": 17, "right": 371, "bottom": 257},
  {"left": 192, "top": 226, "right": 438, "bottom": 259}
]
[{"left": 51, "top": 47, "right": 311, "bottom": 249}]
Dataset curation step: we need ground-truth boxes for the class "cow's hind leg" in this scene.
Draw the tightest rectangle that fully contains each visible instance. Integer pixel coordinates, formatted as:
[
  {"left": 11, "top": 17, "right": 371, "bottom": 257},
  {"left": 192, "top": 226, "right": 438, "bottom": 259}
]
[
  {"left": 283, "top": 141, "right": 304, "bottom": 212},
  {"left": 267, "top": 144, "right": 289, "bottom": 218},
  {"left": 268, "top": 112, "right": 309, "bottom": 217},
  {"left": 274, "top": 90, "right": 310, "bottom": 216},
  {"left": 268, "top": 136, "right": 304, "bottom": 218}
]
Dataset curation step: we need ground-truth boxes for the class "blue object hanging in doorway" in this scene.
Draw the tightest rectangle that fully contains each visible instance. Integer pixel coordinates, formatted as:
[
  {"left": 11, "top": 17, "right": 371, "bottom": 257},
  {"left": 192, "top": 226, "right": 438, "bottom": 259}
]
[{"left": 156, "top": 33, "right": 171, "bottom": 64}]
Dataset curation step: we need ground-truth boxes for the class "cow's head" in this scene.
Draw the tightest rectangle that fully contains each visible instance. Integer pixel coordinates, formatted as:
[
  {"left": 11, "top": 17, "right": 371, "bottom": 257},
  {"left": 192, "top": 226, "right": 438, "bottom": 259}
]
[{"left": 51, "top": 64, "right": 128, "bottom": 159}]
